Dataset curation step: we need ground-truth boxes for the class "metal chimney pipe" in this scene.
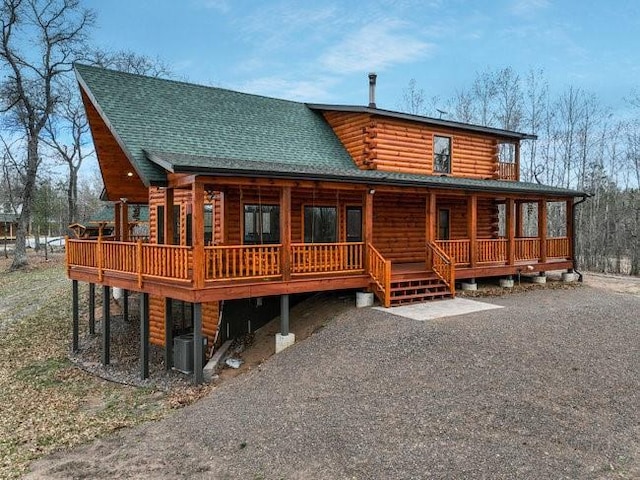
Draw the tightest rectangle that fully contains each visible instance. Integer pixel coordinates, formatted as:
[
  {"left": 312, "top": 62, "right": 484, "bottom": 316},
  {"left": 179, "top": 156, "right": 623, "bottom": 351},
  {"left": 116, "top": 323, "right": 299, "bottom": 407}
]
[{"left": 368, "top": 72, "right": 377, "bottom": 108}]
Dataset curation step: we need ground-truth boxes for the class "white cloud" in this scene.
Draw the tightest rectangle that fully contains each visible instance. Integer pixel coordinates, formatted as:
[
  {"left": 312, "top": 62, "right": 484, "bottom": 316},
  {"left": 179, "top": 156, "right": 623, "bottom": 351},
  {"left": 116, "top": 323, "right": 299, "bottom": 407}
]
[
  {"left": 196, "top": 0, "right": 230, "bottom": 13},
  {"left": 319, "top": 19, "right": 433, "bottom": 74},
  {"left": 237, "top": 75, "right": 339, "bottom": 102}
]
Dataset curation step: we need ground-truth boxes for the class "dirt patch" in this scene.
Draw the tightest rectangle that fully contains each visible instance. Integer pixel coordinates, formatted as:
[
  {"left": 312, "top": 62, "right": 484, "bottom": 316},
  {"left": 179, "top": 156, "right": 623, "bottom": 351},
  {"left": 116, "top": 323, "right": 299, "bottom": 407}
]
[{"left": 583, "top": 272, "right": 640, "bottom": 296}]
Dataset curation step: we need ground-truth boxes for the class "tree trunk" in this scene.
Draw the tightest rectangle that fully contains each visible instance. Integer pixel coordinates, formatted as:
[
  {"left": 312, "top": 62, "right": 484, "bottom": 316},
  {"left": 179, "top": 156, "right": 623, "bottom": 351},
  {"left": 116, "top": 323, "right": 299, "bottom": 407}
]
[{"left": 10, "top": 138, "right": 39, "bottom": 270}]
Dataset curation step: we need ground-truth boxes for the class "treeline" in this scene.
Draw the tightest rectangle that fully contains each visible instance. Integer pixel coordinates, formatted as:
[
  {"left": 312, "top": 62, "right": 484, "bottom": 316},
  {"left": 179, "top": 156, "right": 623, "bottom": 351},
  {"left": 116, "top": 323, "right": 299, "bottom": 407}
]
[{"left": 400, "top": 68, "right": 640, "bottom": 275}]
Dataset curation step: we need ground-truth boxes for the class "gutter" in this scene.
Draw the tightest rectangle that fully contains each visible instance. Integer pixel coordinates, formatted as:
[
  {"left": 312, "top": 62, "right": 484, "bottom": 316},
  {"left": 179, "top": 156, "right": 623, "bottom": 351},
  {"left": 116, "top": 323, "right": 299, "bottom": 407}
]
[{"left": 571, "top": 194, "right": 592, "bottom": 282}]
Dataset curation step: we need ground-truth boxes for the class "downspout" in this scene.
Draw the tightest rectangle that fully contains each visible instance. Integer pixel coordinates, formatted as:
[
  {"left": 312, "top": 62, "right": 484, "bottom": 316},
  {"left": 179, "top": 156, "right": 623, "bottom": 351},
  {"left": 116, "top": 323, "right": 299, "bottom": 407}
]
[{"left": 571, "top": 194, "right": 591, "bottom": 282}]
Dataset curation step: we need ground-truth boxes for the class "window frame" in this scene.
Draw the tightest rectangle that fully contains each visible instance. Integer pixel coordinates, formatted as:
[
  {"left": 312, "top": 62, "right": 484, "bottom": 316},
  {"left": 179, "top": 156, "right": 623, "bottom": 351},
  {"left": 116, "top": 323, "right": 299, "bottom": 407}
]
[
  {"left": 242, "top": 203, "right": 280, "bottom": 245},
  {"left": 303, "top": 205, "right": 338, "bottom": 244},
  {"left": 433, "top": 134, "right": 452, "bottom": 174}
]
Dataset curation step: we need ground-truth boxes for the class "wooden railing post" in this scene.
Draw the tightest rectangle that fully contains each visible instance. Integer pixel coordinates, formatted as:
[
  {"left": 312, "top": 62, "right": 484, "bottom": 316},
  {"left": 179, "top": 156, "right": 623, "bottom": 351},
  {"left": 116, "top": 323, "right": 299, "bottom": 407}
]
[
  {"left": 468, "top": 194, "right": 477, "bottom": 268},
  {"left": 506, "top": 198, "right": 515, "bottom": 266},
  {"left": 384, "top": 259, "right": 391, "bottom": 308},
  {"left": 280, "top": 186, "right": 291, "bottom": 280},
  {"left": 137, "top": 239, "right": 143, "bottom": 288},
  {"left": 97, "top": 236, "right": 103, "bottom": 282}
]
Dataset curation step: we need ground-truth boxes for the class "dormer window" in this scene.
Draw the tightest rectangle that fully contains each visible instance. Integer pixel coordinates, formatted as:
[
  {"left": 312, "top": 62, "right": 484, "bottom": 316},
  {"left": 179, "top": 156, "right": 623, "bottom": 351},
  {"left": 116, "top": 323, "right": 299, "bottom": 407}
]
[{"left": 433, "top": 135, "right": 451, "bottom": 174}]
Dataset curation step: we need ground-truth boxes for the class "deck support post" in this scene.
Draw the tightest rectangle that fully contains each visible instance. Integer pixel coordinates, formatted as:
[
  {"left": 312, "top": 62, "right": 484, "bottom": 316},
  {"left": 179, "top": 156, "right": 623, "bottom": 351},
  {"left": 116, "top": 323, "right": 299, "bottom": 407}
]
[
  {"left": 538, "top": 199, "right": 547, "bottom": 264},
  {"left": 506, "top": 198, "right": 515, "bottom": 266},
  {"left": 123, "top": 289, "right": 129, "bottom": 323},
  {"left": 280, "top": 186, "right": 292, "bottom": 280},
  {"left": 275, "top": 294, "right": 295, "bottom": 353},
  {"left": 164, "top": 298, "right": 173, "bottom": 370},
  {"left": 193, "top": 303, "right": 203, "bottom": 385},
  {"left": 72, "top": 280, "right": 79, "bottom": 352},
  {"left": 140, "top": 293, "right": 150, "bottom": 379},
  {"left": 88, "top": 282, "right": 95, "bottom": 335},
  {"left": 102, "top": 285, "right": 111, "bottom": 366},
  {"left": 192, "top": 182, "right": 205, "bottom": 289},
  {"left": 467, "top": 194, "right": 477, "bottom": 268}
]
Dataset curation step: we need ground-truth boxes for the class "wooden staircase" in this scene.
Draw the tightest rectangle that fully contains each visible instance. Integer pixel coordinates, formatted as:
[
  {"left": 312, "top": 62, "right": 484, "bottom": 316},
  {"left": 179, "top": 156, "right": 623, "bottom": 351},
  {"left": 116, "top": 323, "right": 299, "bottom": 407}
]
[{"left": 389, "top": 270, "right": 453, "bottom": 306}]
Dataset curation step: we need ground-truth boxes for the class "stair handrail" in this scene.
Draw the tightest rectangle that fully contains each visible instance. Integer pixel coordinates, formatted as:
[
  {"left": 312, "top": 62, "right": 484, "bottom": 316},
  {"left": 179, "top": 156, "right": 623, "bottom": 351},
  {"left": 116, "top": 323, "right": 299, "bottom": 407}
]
[
  {"left": 367, "top": 243, "right": 391, "bottom": 307},
  {"left": 427, "top": 241, "right": 456, "bottom": 298}
]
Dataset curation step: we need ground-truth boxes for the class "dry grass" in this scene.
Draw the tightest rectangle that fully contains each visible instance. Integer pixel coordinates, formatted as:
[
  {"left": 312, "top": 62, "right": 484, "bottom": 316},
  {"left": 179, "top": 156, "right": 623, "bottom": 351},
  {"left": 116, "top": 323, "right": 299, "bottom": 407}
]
[{"left": 0, "top": 252, "right": 195, "bottom": 479}]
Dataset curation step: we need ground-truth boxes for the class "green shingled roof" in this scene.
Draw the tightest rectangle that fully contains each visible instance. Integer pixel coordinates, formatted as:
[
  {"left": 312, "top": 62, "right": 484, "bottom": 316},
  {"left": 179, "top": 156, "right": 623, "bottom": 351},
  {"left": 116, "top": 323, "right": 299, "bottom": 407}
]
[
  {"left": 75, "top": 64, "right": 355, "bottom": 185},
  {"left": 77, "top": 64, "right": 585, "bottom": 198}
]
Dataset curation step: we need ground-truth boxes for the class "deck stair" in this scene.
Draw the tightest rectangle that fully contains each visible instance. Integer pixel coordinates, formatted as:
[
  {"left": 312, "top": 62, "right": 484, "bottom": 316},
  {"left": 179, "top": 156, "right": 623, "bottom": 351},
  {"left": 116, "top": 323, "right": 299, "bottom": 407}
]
[{"left": 389, "top": 270, "right": 453, "bottom": 306}]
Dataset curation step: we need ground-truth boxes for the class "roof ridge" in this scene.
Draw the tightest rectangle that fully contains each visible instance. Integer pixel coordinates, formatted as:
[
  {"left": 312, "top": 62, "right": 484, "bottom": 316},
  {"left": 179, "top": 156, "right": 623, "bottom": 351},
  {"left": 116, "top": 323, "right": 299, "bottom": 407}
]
[{"left": 74, "top": 63, "right": 307, "bottom": 107}]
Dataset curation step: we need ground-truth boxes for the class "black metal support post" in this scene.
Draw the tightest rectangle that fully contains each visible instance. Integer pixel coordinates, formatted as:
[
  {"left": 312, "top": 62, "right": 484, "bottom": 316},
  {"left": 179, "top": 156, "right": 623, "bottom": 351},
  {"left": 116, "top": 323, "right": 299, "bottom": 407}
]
[
  {"left": 88, "top": 283, "right": 95, "bottom": 335},
  {"left": 280, "top": 294, "right": 290, "bottom": 336},
  {"left": 123, "top": 289, "right": 129, "bottom": 323},
  {"left": 193, "top": 303, "right": 203, "bottom": 385},
  {"left": 72, "top": 280, "right": 79, "bottom": 352},
  {"left": 140, "top": 292, "right": 149, "bottom": 379},
  {"left": 164, "top": 298, "right": 173, "bottom": 371},
  {"left": 102, "top": 285, "right": 110, "bottom": 366}
]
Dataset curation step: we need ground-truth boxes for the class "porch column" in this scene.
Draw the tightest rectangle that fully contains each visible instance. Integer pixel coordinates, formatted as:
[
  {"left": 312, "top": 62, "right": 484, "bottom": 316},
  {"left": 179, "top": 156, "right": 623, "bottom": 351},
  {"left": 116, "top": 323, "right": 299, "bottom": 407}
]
[
  {"left": 88, "top": 282, "right": 95, "bottom": 335},
  {"left": 364, "top": 189, "right": 374, "bottom": 271},
  {"left": 164, "top": 298, "right": 173, "bottom": 370},
  {"left": 140, "top": 292, "right": 149, "bottom": 379},
  {"left": 515, "top": 142, "right": 521, "bottom": 182},
  {"left": 102, "top": 285, "right": 111, "bottom": 365},
  {"left": 538, "top": 200, "right": 548, "bottom": 264},
  {"left": 467, "top": 194, "right": 477, "bottom": 268},
  {"left": 566, "top": 199, "right": 574, "bottom": 261},
  {"left": 114, "top": 203, "right": 121, "bottom": 240},
  {"left": 280, "top": 186, "right": 291, "bottom": 280},
  {"left": 193, "top": 303, "right": 203, "bottom": 384},
  {"left": 164, "top": 187, "right": 174, "bottom": 245},
  {"left": 506, "top": 198, "right": 516, "bottom": 266},
  {"left": 192, "top": 181, "right": 205, "bottom": 289},
  {"left": 72, "top": 280, "right": 79, "bottom": 352},
  {"left": 121, "top": 201, "right": 129, "bottom": 243},
  {"left": 426, "top": 191, "right": 436, "bottom": 243}
]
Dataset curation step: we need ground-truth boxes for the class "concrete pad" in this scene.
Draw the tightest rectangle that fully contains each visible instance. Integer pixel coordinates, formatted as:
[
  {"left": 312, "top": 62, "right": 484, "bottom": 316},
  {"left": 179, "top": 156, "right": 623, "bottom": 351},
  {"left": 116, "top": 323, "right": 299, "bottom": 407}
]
[
  {"left": 461, "top": 282, "right": 478, "bottom": 291},
  {"left": 275, "top": 333, "right": 296, "bottom": 353},
  {"left": 374, "top": 297, "right": 503, "bottom": 321},
  {"left": 499, "top": 278, "right": 514, "bottom": 288}
]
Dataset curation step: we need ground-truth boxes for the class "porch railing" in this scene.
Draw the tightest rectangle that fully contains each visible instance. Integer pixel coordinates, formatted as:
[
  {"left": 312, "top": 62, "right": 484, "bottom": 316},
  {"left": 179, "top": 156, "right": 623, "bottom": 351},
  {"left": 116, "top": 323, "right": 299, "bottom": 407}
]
[
  {"left": 515, "top": 238, "right": 540, "bottom": 261},
  {"left": 498, "top": 161, "right": 518, "bottom": 181},
  {"left": 477, "top": 239, "right": 508, "bottom": 263},
  {"left": 291, "top": 242, "right": 364, "bottom": 274},
  {"left": 205, "top": 244, "right": 281, "bottom": 281},
  {"left": 546, "top": 237, "right": 570, "bottom": 258},
  {"left": 367, "top": 244, "right": 391, "bottom": 308},
  {"left": 436, "top": 239, "right": 470, "bottom": 266},
  {"left": 427, "top": 242, "right": 455, "bottom": 297}
]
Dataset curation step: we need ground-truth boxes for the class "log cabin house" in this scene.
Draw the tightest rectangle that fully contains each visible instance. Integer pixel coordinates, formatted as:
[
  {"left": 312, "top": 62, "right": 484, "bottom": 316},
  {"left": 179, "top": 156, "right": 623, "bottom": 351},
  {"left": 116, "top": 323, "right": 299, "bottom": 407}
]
[{"left": 68, "top": 65, "right": 587, "bottom": 383}]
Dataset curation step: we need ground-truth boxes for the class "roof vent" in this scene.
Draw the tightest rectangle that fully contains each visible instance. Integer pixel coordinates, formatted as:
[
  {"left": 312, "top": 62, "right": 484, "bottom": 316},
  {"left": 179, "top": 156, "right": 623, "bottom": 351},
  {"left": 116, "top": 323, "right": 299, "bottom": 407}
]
[{"left": 368, "top": 72, "right": 377, "bottom": 108}]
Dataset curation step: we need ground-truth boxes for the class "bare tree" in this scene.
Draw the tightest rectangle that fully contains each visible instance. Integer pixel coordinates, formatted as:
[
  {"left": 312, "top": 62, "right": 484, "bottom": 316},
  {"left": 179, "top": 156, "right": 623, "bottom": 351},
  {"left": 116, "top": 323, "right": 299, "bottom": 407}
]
[
  {"left": 87, "top": 48, "right": 172, "bottom": 77},
  {"left": 0, "top": 0, "right": 94, "bottom": 269},
  {"left": 471, "top": 68, "right": 497, "bottom": 126}
]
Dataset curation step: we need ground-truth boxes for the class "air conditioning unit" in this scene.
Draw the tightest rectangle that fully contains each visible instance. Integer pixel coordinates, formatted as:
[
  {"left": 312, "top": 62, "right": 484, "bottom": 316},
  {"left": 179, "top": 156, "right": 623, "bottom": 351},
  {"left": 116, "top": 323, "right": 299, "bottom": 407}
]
[{"left": 173, "top": 334, "right": 207, "bottom": 374}]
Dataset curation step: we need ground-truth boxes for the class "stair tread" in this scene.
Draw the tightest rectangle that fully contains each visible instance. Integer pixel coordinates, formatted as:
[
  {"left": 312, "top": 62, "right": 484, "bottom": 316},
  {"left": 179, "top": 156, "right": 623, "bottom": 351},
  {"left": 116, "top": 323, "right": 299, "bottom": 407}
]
[{"left": 390, "top": 292, "right": 453, "bottom": 301}]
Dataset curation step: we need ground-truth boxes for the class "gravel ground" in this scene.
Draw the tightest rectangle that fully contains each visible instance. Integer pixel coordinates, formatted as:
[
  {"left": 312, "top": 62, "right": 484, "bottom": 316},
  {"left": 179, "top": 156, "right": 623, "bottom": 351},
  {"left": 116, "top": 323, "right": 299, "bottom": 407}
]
[{"left": 26, "top": 285, "right": 640, "bottom": 479}]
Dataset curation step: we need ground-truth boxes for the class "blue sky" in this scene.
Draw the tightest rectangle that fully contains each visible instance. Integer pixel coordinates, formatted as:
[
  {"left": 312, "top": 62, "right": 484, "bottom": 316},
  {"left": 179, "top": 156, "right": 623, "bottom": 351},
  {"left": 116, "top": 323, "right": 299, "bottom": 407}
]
[{"left": 84, "top": 0, "right": 639, "bottom": 114}]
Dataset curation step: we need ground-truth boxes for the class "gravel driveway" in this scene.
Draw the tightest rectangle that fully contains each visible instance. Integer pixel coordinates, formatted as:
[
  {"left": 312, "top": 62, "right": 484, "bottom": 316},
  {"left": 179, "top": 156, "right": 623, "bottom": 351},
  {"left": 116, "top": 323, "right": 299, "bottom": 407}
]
[{"left": 26, "top": 285, "right": 640, "bottom": 479}]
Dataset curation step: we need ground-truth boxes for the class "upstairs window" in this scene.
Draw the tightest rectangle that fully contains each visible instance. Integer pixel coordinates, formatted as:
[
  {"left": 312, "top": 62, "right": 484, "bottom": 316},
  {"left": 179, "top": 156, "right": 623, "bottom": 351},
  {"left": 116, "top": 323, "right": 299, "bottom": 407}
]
[
  {"left": 244, "top": 205, "right": 280, "bottom": 244},
  {"left": 433, "top": 135, "right": 451, "bottom": 174}
]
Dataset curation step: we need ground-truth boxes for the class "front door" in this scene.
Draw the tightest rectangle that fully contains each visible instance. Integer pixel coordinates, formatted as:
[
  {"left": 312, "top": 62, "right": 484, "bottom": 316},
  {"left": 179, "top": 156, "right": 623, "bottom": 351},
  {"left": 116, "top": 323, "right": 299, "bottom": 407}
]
[
  {"left": 346, "top": 206, "right": 362, "bottom": 242},
  {"left": 438, "top": 208, "right": 450, "bottom": 240}
]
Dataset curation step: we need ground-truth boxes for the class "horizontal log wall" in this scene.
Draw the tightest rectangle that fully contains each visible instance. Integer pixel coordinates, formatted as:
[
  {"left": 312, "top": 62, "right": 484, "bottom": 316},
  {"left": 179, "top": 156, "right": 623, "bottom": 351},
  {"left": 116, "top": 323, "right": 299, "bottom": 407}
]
[
  {"left": 373, "top": 193, "right": 425, "bottom": 262},
  {"left": 438, "top": 198, "right": 498, "bottom": 239},
  {"left": 322, "top": 111, "right": 373, "bottom": 168},
  {"left": 149, "top": 294, "right": 219, "bottom": 352}
]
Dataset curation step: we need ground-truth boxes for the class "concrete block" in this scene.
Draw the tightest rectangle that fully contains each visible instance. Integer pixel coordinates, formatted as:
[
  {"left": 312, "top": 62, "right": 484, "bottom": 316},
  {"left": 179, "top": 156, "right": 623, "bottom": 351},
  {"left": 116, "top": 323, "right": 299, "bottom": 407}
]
[
  {"left": 562, "top": 272, "right": 577, "bottom": 282},
  {"left": 275, "top": 333, "right": 295, "bottom": 354},
  {"left": 460, "top": 282, "right": 478, "bottom": 291},
  {"left": 530, "top": 275, "right": 547, "bottom": 284},
  {"left": 499, "top": 278, "right": 514, "bottom": 288},
  {"left": 356, "top": 291, "right": 374, "bottom": 307}
]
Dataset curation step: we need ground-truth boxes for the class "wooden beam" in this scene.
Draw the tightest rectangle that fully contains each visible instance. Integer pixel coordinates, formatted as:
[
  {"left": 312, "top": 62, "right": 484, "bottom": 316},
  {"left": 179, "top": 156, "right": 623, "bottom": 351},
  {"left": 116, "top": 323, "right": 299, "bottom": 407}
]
[
  {"left": 164, "top": 188, "right": 175, "bottom": 245},
  {"left": 280, "top": 186, "right": 292, "bottom": 281},
  {"left": 506, "top": 198, "right": 515, "bottom": 266},
  {"left": 121, "top": 202, "right": 129, "bottom": 242},
  {"left": 114, "top": 203, "right": 121, "bottom": 240},
  {"left": 539, "top": 200, "right": 548, "bottom": 264},
  {"left": 566, "top": 199, "right": 574, "bottom": 260},
  {"left": 468, "top": 194, "right": 478, "bottom": 268},
  {"left": 426, "top": 191, "right": 436, "bottom": 243},
  {"left": 167, "top": 173, "right": 197, "bottom": 189},
  {"left": 515, "top": 142, "right": 521, "bottom": 182},
  {"left": 192, "top": 182, "right": 205, "bottom": 289},
  {"left": 364, "top": 190, "right": 373, "bottom": 271},
  {"left": 515, "top": 201, "right": 523, "bottom": 238}
]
